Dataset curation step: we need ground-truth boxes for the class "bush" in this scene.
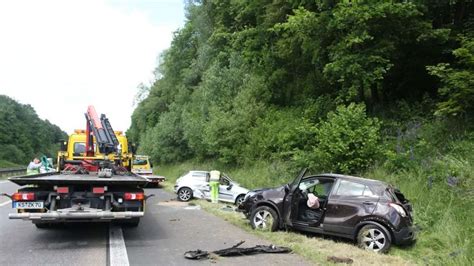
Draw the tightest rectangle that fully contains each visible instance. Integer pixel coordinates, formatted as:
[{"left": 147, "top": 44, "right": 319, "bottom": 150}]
[{"left": 294, "top": 103, "right": 382, "bottom": 173}]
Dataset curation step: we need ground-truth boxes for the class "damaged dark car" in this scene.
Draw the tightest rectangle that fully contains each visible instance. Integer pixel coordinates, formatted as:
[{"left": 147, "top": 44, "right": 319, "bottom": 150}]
[{"left": 239, "top": 169, "right": 416, "bottom": 253}]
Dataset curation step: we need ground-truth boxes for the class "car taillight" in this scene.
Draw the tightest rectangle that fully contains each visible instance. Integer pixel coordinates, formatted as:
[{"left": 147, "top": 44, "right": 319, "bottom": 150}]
[
  {"left": 389, "top": 202, "right": 407, "bottom": 217},
  {"left": 124, "top": 193, "right": 144, "bottom": 200},
  {"left": 12, "top": 192, "right": 35, "bottom": 201}
]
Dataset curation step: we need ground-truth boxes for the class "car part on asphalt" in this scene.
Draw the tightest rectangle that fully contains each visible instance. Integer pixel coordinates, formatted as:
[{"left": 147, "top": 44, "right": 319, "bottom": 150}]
[{"left": 184, "top": 241, "right": 292, "bottom": 260}]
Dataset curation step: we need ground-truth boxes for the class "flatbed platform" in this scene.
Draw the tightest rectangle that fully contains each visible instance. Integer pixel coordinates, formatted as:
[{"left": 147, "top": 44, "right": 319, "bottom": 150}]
[{"left": 8, "top": 172, "right": 149, "bottom": 187}]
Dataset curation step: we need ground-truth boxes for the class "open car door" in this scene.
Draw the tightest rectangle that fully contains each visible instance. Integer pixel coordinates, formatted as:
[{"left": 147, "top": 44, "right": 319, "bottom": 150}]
[{"left": 282, "top": 168, "right": 308, "bottom": 226}]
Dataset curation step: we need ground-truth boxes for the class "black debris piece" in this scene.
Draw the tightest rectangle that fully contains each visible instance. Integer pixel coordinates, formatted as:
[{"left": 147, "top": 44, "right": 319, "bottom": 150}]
[{"left": 184, "top": 241, "right": 292, "bottom": 260}]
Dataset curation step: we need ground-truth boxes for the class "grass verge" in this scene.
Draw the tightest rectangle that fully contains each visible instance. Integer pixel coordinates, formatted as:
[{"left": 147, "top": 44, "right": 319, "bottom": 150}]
[{"left": 157, "top": 159, "right": 473, "bottom": 265}]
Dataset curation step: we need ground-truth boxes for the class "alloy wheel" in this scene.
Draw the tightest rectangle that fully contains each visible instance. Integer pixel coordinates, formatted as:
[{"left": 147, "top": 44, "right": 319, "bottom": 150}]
[
  {"left": 179, "top": 188, "right": 192, "bottom": 201},
  {"left": 253, "top": 209, "right": 274, "bottom": 230},
  {"left": 361, "top": 228, "right": 386, "bottom": 252}
]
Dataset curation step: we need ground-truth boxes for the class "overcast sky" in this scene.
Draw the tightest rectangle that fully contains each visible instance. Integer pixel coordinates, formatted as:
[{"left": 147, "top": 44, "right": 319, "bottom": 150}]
[{"left": 0, "top": 0, "right": 185, "bottom": 133}]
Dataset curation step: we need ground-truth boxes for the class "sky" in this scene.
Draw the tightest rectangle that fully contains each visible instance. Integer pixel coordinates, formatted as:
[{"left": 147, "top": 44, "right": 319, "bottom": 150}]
[{"left": 0, "top": 0, "right": 185, "bottom": 133}]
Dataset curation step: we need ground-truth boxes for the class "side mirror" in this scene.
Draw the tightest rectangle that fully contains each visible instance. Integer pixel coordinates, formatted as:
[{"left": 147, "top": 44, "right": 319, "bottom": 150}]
[
  {"left": 284, "top": 184, "right": 290, "bottom": 193},
  {"left": 60, "top": 140, "right": 67, "bottom": 152},
  {"left": 226, "top": 184, "right": 233, "bottom": 190},
  {"left": 130, "top": 142, "right": 138, "bottom": 154}
]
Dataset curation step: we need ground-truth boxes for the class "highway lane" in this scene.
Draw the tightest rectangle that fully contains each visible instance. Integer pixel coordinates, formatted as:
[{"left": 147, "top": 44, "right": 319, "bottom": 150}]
[
  {"left": 124, "top": 188, "right": 310, "bottom": 265},
  {"left": 0, "top": 181, "right": 310, "bottom": 265},
  {"left": 0, "top": 181, "right": 107, "bottom": 266}
]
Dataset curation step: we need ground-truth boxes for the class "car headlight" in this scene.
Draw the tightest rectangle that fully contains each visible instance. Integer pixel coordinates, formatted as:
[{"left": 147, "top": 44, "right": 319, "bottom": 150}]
[
  {"left": 389, "top": 203, "right": 407, "bottom": 217},
  {"left": 244, "top": 191, "right": 256, "bottom": 202}
]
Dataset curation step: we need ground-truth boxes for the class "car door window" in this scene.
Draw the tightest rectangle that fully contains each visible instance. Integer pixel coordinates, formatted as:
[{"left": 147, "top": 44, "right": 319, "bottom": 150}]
[
  {"left": 299, "top": 178, "right": 334, "bottom": 199},
  {"left": 219, "top": 177, "right": 230, "bottom": 186},
  {"left": 334, "top": 180, "right": 375, "bottom": 197},
  {"left": 192, "top": 172, "right": 208, "bottom": 183}
]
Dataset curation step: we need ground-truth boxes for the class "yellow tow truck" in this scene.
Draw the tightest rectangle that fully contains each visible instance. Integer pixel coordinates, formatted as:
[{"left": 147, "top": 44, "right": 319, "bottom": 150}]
[{"left": 132, "top": 155, "right": 165, "bottom": 187}]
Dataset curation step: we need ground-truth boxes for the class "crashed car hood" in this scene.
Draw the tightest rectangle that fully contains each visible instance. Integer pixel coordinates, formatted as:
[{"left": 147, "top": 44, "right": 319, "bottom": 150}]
[{"left": 251, "top": 185, "right": 286, "bottom": 197}]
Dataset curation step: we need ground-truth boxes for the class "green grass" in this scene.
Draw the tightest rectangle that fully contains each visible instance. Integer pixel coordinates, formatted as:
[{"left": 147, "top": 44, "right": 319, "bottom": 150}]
[
  {"left": 0, "top": 160, "right": 21, "bottom": 168},
  {"left": 157, "top": 159, "right": 473, "bottom": 266}
]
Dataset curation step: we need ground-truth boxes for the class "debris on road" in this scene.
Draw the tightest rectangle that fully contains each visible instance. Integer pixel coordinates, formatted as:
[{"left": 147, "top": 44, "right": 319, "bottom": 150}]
[
  {"left": 184, "top": 241, "right": 292, "bottom": 260},
  {"left": 327, "top": 256, "right": 354, "bottom": 264}
]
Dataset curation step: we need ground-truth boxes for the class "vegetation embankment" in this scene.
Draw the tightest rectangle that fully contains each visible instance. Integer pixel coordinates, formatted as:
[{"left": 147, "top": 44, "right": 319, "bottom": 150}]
[
  {"left": 131, "top": 1, "right": 473, "bottom": 265},
  {"left": 0, "top": 95, "right": 67, "bottom": 166}
]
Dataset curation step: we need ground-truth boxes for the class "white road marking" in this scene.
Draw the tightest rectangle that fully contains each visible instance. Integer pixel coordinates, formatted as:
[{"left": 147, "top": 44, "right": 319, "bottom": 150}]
[
  {"left": 109, "top": 225, "right": 130, "bottom": 266},
  {"left": 0, "top": 200, "right": 12, "bottom": 207}
]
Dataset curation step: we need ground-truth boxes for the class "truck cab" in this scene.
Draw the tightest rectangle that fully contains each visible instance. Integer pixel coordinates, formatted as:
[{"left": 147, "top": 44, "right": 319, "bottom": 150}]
[
  {"left": 58, "top": 129, "right": 133, "bottom": 170},
  {"left": 132, "top": 155, "right": 153, "bottom": 175}
]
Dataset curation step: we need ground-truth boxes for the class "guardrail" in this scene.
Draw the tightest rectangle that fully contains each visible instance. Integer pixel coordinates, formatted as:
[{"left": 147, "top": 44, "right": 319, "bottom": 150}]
[{"left": 0, "top": 167, "right": 27, "bottom": 178}]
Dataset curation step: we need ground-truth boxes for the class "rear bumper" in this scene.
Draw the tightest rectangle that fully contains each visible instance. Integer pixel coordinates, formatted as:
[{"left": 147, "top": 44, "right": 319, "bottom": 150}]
[
  {"left": 9, "top": 211, "right": 144, "bottom": 221},
  {"left": 147, "top": 176, "right": 166, "bottom": 183},
  {"left": 393, "top": 225, "right": 418, "bottom": 245}
]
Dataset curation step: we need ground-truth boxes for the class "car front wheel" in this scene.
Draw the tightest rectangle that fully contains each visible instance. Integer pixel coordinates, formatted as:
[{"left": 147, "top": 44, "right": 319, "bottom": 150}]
[
  {"left": 250, "top": 206, "right": 279, "bottom": 231},
  {"left": 235, "top": 194, "right": 245, "bottom": 206},
  {"left": 357, "top": 224, "right": 392, "bottom": 253},
  {"left": 178, "top": 187, "right": 193, "bottom": 202}
]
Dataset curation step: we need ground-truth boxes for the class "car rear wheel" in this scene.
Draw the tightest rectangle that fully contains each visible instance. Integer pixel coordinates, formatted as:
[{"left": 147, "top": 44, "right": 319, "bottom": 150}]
[
  {"left": 178, "top": 187, "right": 193, "bottom": 202},
  {"left": 357, "top": 224, "right": 391, "bottom": 253},
  {"left": 235, "top": 195, "right": 245, "bottom": 206},
  {"left": 250, "top": 206, "right": 279, "bottom": 232}
]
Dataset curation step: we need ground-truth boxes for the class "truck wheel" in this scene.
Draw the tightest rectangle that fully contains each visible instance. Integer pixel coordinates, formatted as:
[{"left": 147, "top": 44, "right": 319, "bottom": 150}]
[
  {"left": 178, "top": 187, "right": 193, "bottom": 202},
  {"left": 357, "top": 224, "right": 392, "bottom": 253},
  {"left": 120, "top": 218, "right": 140, "bottom": 227},
  {"left": 34, "top": 222, "right": 50, "bottom": 229}
]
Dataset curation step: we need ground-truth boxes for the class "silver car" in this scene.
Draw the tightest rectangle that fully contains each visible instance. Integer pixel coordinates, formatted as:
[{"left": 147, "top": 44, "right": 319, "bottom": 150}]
[{"left": 173, "top": 171, "right": 249, "bottom": 205}]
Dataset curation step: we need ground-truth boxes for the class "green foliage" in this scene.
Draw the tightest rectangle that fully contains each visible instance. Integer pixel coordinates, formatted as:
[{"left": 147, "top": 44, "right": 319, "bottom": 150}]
[
  {"left": 129, "top": 0, "right": 474, "bottom": 171},
  {"left": 294, "top": 103, "right": 382, "bottom": 173},
  {"left": 428, "top": 36, "right": 474, "bottom": 116},
  {"left": 0, "top": 95, "right": 67, "bottom": 164}
]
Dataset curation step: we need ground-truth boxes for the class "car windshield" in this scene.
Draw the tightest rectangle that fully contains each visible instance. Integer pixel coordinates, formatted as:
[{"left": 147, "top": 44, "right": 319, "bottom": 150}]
[{"left": 133, "top": 159, "right": 148, "bottom": 165}]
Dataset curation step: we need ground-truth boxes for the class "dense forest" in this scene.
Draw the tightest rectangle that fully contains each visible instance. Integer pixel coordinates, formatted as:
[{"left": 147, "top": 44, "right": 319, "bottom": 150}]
[
  {"left": 129, "top": 0, "right": 473, "bottom": 264},
  {"left": 129, "top": 0, "right": 473, "bottom": 170},
  {"left": 0, "top": 95, "right": 67, "bottom": 166}
]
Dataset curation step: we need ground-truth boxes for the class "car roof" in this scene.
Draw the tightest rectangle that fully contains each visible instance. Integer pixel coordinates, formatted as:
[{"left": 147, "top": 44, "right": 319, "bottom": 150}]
[
  {"left": 309, "top": 173, "right": 386, "bottom": 186},
  {"left": 188, "top": 170, "right": 209, "bottom": 174}
]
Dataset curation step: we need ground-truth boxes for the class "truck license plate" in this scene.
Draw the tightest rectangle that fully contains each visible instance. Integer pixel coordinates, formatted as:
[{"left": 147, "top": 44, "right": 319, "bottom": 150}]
[{"left": 13, "top": 201, "right": 44, "bottom": 209}]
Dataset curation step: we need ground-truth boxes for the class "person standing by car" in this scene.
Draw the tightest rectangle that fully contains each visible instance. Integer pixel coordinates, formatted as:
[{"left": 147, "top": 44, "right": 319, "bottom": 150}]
[{"left": 209, "top": 170, "right": 220, "bottom": 203}]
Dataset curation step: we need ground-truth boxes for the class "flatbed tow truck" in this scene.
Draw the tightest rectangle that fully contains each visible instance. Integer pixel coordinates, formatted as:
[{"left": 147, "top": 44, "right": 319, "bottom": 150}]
[{"left": 1, "top": 106, "right": 151, "bottom": 227}]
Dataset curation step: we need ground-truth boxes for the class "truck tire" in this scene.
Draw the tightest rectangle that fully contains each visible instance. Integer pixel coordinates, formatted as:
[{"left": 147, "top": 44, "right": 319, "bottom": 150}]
[
  {"left": 34, "top": 222, "right": 51, "bottom": 229},
  {"left": 120, "top": 218, "right": 140, "bottom": 227}
]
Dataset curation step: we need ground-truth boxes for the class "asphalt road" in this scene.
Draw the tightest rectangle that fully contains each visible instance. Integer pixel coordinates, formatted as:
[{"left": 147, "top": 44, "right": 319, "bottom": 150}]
[{"left": 0, "top": 180, "right": 310, "bottom": 265}]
